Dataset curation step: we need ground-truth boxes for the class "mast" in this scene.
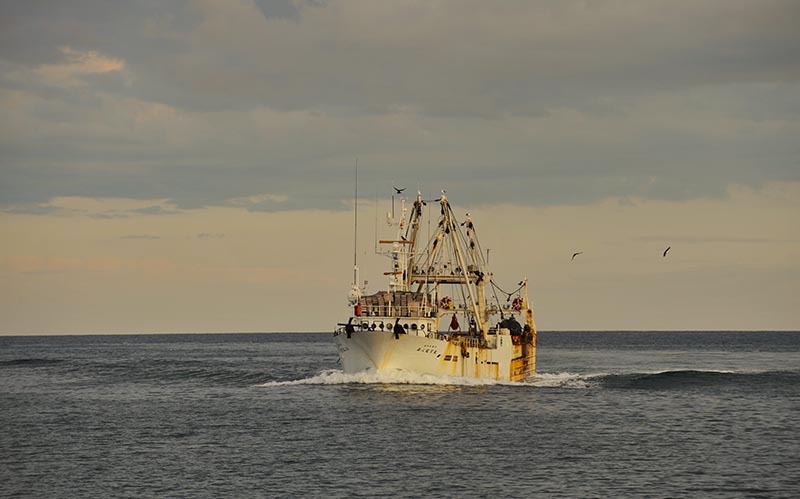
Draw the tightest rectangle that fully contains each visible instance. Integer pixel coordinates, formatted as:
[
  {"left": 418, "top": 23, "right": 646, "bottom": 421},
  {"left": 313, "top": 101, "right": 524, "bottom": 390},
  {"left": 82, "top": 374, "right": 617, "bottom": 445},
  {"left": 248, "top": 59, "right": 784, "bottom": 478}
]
[
  {"left": 413, "top": 191, "right": 446, "bottom": 290},
  {"left": 465, "top": 213, "right": 489, "bottom": 329},
  {"left": 441, "top": 195, "right": 486, "bottom": 341},
  {"left": 404, "top": 191, "right": 424, "bottom": 290},
  {"left": 347, "top": 159, "right": 362, "bottom": 309}
]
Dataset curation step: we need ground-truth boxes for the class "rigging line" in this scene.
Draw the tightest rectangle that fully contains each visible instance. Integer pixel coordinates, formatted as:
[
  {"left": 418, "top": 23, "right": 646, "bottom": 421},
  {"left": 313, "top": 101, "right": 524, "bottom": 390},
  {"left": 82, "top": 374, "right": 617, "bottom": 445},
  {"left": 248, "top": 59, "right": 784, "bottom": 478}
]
[
  {"left": 490, "top": 280, "right": 524, "bottom": 297},
  {"left": 489, "top": 280, "right": 505, "bottom": 316},
  {"left": 441, "top": 209, "right": 465, "bottom": 313},
  {"left": 468, "top": 222, "right": 487, "bottom": 266},
  {"left": 456, "top": 212, "right": 501, "bottom": 313},
  {"left": 446, "top": 201, "right": 480, "bottom": 330},
  {"left": 454, "top": 252, "right": 470, "bottom": 325}
]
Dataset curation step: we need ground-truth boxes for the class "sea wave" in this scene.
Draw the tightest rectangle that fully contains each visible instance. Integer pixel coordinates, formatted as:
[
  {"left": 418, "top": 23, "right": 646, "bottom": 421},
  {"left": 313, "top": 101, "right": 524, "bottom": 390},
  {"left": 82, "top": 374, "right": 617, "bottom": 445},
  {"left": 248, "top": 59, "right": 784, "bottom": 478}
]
[
  {"left": 0, "top": 358, "right": 64, "bottom": 367},
  {"left": 531, "top": 369, "right": 800, "bottom": 390},
  {"left": 594, "top": 369, "right": 800, "bottom": 390},
  {"left": 258, "top": 368, "right": 800, "bottom": 390}
]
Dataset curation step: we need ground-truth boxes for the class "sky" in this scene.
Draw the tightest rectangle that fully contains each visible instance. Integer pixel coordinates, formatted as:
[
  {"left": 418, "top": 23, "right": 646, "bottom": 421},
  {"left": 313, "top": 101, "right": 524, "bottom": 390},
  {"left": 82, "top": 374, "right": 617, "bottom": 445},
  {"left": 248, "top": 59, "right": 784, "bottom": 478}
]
[{"left": 1, "top": 0, "right": 798, "bottom": 334}]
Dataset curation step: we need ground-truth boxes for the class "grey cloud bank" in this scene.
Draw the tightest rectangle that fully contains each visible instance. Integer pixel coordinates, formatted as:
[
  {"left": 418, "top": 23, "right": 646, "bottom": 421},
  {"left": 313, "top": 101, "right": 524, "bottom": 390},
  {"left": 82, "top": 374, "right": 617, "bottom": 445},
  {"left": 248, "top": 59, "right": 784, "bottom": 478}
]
[{"left": 1, "top": 0, "right": 799, "bottom": 211}]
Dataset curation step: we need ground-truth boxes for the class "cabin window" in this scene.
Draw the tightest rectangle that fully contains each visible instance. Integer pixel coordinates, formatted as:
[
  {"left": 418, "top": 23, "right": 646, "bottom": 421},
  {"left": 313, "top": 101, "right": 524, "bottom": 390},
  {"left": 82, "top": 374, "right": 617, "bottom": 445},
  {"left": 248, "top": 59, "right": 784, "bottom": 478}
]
[{"left": 443, "top": 355, "right": 452, "bottom": 361}]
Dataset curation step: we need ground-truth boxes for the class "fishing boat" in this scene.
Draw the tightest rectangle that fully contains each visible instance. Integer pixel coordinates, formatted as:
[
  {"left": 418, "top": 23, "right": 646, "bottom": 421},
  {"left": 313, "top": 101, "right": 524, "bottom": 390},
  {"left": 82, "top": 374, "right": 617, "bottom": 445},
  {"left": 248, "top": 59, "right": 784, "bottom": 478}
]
[{"left": 333, "top": 189, "right": 537, "bottom": 381}]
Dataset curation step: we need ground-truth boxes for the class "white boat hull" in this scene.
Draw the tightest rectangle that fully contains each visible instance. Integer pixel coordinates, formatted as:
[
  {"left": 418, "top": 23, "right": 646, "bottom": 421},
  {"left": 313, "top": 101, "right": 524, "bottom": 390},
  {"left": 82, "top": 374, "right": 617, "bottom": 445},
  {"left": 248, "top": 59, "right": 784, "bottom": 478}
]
[{"left": 333, "top": 329, "right": 535, "bottom": 382}]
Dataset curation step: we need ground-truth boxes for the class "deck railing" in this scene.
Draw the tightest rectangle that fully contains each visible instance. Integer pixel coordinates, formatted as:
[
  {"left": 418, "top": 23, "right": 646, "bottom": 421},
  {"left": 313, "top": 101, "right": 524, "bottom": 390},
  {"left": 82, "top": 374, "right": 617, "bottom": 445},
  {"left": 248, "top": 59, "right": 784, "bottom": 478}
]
[{"left": 359, "top": 305, "right": 436, "bottom": 318}]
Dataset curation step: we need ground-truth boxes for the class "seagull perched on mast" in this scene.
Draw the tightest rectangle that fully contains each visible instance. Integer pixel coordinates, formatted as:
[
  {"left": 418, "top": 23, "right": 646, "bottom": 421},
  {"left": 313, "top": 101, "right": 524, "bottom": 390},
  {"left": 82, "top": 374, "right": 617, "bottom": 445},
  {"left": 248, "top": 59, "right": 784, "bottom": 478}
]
[
  {"left": 663, "top": 246, "right": 671, "bottom": 257},
  {"left": 571, "top": 252, "right": 583, "bottom": 261}
]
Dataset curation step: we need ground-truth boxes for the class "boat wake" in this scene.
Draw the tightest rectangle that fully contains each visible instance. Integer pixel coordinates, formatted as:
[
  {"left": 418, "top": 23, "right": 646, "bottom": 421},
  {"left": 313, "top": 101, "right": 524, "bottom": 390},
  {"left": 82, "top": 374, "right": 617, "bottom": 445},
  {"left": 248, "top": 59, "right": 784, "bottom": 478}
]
[
  {"left": 258, "top": 368, "right": 799, "bottom": 390},
  {"left": 528, "top": 372, "right": 594, "bottom": 388},
  {"left": 258, "top": 369, "right": 526, "bottom": 387}
]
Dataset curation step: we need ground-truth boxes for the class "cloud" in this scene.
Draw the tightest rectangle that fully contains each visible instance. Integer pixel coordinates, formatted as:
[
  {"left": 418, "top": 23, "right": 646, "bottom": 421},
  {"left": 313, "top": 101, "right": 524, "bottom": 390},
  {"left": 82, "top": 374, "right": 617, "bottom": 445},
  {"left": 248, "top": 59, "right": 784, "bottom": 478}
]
[
  {"left": 226, "top": 193, "right": 290, "bottom": 211},
  {"left": 33, "top": 46, "right": 125, "bottom": 87},
  {"left": 5, "top": 1, "right": 799, "bottom": 114},
  {"left": 88, "top": 203, "right": 182, "bottom": 218},
  {"left": 229, "top": 193, "right": 289, "bottom": 205},
  {"left": 253, "top": 0, "right": 324, "bottom": 21},
  {"left": 130, "top": 205, "right": 182, "bottom": 216},
  {"left": 1, "top": 203, "right": 73, "bottom": 216},
  {"left": 0, "top": 1, "right": 798, "bottom": 212},
  {"left": 0, "top": 196, "right": 184, "bottom": 219}
]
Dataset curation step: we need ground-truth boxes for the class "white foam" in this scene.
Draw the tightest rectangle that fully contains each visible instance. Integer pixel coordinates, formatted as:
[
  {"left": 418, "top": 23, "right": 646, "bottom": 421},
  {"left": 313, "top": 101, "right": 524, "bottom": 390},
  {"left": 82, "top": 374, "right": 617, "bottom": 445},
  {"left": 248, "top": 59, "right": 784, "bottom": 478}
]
[
  {"left": 528, "top": 372, "right": 594, "bottom": 388},
  {"left": 258, "top": 369, "right": 527, "bottom": 387}
]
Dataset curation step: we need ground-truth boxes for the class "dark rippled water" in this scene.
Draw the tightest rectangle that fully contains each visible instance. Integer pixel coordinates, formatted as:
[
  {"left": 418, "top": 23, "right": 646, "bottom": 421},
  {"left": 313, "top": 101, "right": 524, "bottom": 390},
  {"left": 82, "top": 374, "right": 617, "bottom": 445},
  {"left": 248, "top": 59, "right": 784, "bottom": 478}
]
[{"left": 1, "top": 332, "right": 799, "bottom": 498}]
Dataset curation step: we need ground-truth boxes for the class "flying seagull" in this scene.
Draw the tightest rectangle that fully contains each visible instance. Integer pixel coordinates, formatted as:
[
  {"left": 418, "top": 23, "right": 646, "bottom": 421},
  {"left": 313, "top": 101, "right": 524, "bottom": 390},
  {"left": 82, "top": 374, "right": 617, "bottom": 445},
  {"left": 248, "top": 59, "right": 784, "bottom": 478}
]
[
  {"left": 663, "top": 246, "right": 671, "bottom": 257},
  {"left": 393, "top": 186, "right": 406, "bottom": 194},
  {"left": 571, "top": 252, "right": 583, "bottom": 261}
]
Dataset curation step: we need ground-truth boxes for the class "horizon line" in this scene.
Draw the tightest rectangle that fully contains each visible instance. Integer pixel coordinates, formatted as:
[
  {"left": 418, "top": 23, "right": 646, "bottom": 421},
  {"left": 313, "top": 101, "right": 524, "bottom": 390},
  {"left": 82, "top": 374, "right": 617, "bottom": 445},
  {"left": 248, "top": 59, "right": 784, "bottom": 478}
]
[{"left": 1, "top": 329, "right": 798, "bottom": 337}]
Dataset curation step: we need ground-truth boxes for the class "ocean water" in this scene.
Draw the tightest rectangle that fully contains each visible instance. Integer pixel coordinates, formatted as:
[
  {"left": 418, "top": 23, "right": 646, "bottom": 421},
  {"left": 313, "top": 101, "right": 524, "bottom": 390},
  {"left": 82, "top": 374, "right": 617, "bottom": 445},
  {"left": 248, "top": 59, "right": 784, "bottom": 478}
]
[{"left": 1, "top": 331, "right": 798, "bottom": 499}]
